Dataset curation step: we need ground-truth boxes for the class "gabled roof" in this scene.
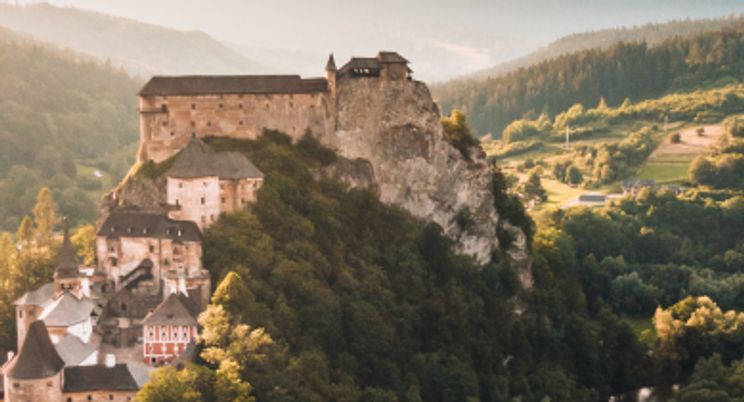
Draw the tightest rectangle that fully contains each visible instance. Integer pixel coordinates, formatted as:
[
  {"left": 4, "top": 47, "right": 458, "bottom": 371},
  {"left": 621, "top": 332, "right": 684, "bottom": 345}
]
[
  {"left": 97, "top": 210, "right": 202, "bottom": 242},
  {"left": 377, "top": 51, "right": 409, "bottom": 64},
  {"left": 8, "top": 321, "right": 65, "bottom": 379},
  {"left": 14, "top": 283, "right": 54, "bottom": 307},
  {"left": 63, "top": 364, "right": 139, "bottom": 392},
  {"left": 139, "top": 75, "right": 328, "bottom": 96},
  {"left": 165, "top": 136, "right": 265, "bottom": 180},
  {"left": 56, "top": 334, "right": 99, "bottom": 367},
  {"left": 338, "top": 57, "right": 381, "bottom": 75},
  {"left": 39, "top": 293, "right": 95, "bottom": 327},
  {"left": 55, "top": 221, "right": 79, "bottom": 279},
  {"left": 142, "top": 293, "right": 200, "bottom": 327}
]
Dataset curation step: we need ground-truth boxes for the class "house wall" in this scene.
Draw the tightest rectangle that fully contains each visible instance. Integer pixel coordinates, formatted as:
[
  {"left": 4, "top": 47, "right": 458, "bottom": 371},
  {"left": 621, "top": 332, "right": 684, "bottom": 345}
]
[
  {"left": 220, "top": 178, "right": 263, "bottom": 214},
  {"left": 4, "top": 372, "right": 62, "bottom": 402},
  {"left": 143, "top": 324, "right": 198, "bottom": 365},
  {"left": 167, "top": 177, "right": 221, "bottom": 229},
  {"left": 138, "top": 92, "right": 330, "bottom": 163},
  {"left": 63, "top": 390, "right": 136, "bottom": 402},
  {"left": 96, "top": 236, "right": 202, "bottom": 291}
]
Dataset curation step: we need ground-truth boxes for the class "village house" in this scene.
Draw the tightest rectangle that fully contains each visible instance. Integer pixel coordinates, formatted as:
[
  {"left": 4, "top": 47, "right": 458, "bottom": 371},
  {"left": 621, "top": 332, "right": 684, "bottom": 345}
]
[
  {"left": 165, "top": 135, "right": 265, "bottom": 230},
  {"left": 141, "top": 293, "right": 200, "bottom": 365}
]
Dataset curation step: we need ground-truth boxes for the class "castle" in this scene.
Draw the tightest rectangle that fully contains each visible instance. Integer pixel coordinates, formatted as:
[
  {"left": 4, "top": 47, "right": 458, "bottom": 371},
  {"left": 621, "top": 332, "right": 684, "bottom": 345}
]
[
  {"left": 137, "top": 51, "right": 411, "bottom": 163},
  {"left": 1, "top": 51, "right": 415, "bottom": 402}
]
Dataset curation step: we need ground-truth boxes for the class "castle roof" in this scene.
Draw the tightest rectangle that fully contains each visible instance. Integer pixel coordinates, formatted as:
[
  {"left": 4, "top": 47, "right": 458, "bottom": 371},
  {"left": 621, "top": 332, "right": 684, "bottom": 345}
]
[
  {"left": 55, "top": 220, "right": 80, "bottom": 279},
  {"left": 377, "top": 51, "right": 409, "bottom": 64},
  {"left": 14, "top": 283, "right": 54, "bottom": 306},
  {"left": 139, "top": 75, "right": 328, "bottom": 96},
  {"left": 56, "top": 333, "right": 100, "bottom": 367},
  {"left": 165, "top": 136, "right": 265, "bottom": 180},
  {"left": 39, "top": 292, "right": 95, "bottom": 327},
  {"left": 142, "top": 293, "right": 200, "bottom": 327},
  {"left": 8, "top": 321, "right": 65, "bottom": 380},
  {"left": 63, "top": 364, "right": 139, "bottom": 392},
  {"left": 325, "top": 53, "right": 337, "bottom": 72},
  {"left": 97, "top": 210, "right": 202, "bottom": 242}
]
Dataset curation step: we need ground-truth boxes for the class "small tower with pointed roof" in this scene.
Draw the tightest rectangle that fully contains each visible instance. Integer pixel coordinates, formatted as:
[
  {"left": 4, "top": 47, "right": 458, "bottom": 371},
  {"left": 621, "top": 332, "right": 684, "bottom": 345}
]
[
  {"left": 3, "top": 320, "right": 65, "bottom": 402},
  {"left": 54, "top": 220, "right": 82, "bottom": 299},
  {"left": 325, "top": 53, "right": 337, "bottom": 94}
]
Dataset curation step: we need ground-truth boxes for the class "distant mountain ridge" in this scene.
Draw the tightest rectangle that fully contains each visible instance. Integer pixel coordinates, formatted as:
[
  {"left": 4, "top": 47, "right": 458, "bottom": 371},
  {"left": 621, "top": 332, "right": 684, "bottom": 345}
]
[
  {"left": 453, "top": 14, "right": 744, "bottom": 83},
  {"left": 0, "top": 2, "right": 267, "bottom": 76}
]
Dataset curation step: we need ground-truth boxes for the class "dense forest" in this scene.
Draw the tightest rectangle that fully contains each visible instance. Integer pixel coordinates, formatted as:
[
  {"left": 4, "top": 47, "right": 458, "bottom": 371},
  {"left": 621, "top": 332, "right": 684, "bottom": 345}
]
[
  {"left": 0, "top": 27, "right": 141, "bottom": 229},
  {"left": 461, "top": 14, "right": 744, "bottom": 82},
  {"left": 434, "top": 21, "right": 744, "bottom": 136},
  {"left": 129, "top": 131, "right": 654, "bottom": 401}
]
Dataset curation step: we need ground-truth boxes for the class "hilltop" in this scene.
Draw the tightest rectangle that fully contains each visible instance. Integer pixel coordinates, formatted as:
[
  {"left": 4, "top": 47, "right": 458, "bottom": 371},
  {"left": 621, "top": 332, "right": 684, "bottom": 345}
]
[
  {"left": 433, "top": 19, "right": 744, "bottom": 137},
  {"left": 0, "top": 3, "right": 266, "bottom": 76},
  {"left": 459, "top": 14, "right": 744, "bottom": 82},
  {"left": 0, "top": 26, "right": 142, "bottom": 229}
]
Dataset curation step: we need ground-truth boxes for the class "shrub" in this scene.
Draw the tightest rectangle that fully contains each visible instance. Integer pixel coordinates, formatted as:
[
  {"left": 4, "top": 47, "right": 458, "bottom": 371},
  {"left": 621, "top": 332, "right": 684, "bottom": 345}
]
[{"left": 670, "top": 133, "right": 681, "bottom": 144}]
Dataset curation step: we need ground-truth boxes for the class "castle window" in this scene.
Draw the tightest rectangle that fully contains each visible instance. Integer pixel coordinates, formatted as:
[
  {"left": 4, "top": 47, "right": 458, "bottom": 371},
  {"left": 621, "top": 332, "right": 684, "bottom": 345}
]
[
  {"left": 177, "top": 229, "right": 183, "bottom": 237},
  {"left": 289, "top": 101, "right": 294, "bottom": 108},
  {"left": 239, "top": 120, "right": 244, "bottom": 125},
  {"left": 144, "top": 228, "right": 149, "bottom": 235},
  {"left": 47, "top": 381, "right": 53, "bottom": 387},
  {"left": 219, "top": 103, "right": 224, "bottom": 108},
  {"left": 241, "top": 198, "right": 245, "bottom": 205},
  {"left": 110, "top": 258, "right": 118, "bottom": 267},
  {"left": 210, "top": 214, "right": 214, "bottom": 221},
  {"left": 207, "top": 121, "right": 212, "bottom": 127},
  {"left": 203, "top": 182, "right": 207, "bottom": 187},
  {"left": 149, "top": 245, "right": 155, "bottom": 253},
  {"left": 191, "top": 121, "right": 195, "bottom": 127},
  {"left": 201, "top": 216, "right": 206, "bottom": 224},
  {"left": 162, "top": 121, "right": 167, "bottom": 127},
  {"left": 127, "top": 227, "right": 133, "bottom": 234},
  {"left": 221, "top": 197, "right": 226, "bottom": 204},
  {"left": 171, "top": 131, "right": 175, "bottom": 136},
  {"left": 239, "top": 104, "right": 243, "bottom": 109},
  {"left": 18, "top": 310, "right": 22, "bottom": 318},
  {"left": 201, "top": 197, "right": 205, "bottom": 205},
  {"left": 178, "top": 182, "right": 183, "bottom": 189},
  {"left": 110, "top": 395, "right": 114, "bottom": 400},
  {"left": 12, "top": 382, "right": 19, "bottom": 388},
  {"left": 88, "top": 395, "right": 93, "bottom": 401},
  {"left": 67, "top": 398, "right": 72, "bottom": 402},
  {"left": 191, "top": 104, "right": 196, "bottom": 110}
]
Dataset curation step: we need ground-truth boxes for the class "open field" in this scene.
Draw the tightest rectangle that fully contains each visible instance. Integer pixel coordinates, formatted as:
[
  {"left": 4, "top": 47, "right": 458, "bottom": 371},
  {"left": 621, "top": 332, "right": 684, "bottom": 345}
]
[{"left": 638, "top": 124, "right": 723, "bottom": 183}]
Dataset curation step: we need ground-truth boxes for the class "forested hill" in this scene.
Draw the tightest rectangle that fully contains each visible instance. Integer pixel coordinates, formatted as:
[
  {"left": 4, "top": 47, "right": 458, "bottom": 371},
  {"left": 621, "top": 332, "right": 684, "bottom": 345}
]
[
  {"left": 459, "top": 14, "right": 744, "bottom": 82},
  {"left": 433, "top": 21, "right": 744, "bottom": 137},
  {"left": 0, "top": 3, "right": 266, "bottom": 76},
  {"left": 0, "top": 26, "right": 142, "bottom": 230}
]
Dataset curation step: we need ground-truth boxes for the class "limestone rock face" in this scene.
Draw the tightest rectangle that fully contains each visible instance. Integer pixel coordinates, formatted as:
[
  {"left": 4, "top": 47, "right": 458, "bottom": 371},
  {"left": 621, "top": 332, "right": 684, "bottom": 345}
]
[{"left": 322, "top": 78, "right": 526, "bottom": 266}]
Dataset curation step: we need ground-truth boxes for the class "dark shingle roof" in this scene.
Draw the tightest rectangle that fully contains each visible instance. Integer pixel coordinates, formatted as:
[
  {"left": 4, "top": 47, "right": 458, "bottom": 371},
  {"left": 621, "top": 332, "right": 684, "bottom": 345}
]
[
  {"left": 8, "top": 321, "right": 65, "bottom": 379},
  {"left": 165, "top": 136, "right": 264, "bottom": 180},
  {"left": 142, "top": 293, "right": 200, "bottom": 327},
  {"left": 63, "top": 364, "right": 139, "bottom": 392},
  {"left": 377, "top": 51, "right": 409, "bottom": 64},
  {"left": 139, "top": 75, "right": 328, "bottom": 96},
  {"left": 40, "top": 293, "right": 95, "bottom": 327},
  {"left": 97, "top": 211, "right": 202, "bottom": 242},
  {"left": 338, "top": 57, "right": 381, "bottom": 76}
]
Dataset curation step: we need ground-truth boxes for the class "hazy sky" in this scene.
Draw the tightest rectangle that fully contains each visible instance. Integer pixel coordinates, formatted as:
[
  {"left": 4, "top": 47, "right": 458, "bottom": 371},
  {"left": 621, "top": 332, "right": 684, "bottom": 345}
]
[{"left": 9, "top": 0, "right": 744, "bottom": 80}]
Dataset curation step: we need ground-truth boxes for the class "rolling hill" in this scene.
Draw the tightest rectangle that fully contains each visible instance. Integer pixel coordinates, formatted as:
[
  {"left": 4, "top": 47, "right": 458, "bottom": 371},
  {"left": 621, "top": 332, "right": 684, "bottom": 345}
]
[
  {"left": 0, "top": 26, "right": 142, "bottom": 229},
  {"left": 0, "top": 2, "right": 267, "bottom": 76}
]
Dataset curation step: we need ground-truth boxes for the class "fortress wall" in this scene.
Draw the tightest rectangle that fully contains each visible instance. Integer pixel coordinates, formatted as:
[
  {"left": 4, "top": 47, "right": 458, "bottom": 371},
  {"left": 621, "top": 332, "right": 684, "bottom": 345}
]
[{"left": 139, "top": 92, "right": 330, "bottom": 162}]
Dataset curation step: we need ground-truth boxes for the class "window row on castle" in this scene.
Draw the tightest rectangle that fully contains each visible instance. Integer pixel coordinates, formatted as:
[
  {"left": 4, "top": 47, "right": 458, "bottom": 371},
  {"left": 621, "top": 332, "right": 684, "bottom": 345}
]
[{"left": 145, "top": 325, "right": 195, "bottom": 342}]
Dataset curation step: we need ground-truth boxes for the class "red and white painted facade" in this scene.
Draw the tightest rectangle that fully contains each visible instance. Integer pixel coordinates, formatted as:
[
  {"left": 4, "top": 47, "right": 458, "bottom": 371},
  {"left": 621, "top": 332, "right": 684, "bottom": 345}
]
[{"left": 142, "top": 324, "right": 198, "bottom": 365}]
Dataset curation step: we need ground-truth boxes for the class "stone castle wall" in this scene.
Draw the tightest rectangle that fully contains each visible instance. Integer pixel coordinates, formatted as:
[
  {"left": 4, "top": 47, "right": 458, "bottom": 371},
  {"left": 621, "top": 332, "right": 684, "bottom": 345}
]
[
  {"left": 138, "top": 92, "right": 331, "bottom": 163},
  {"left": 4, "top": 374, "right": 62, "bottom": 402}
]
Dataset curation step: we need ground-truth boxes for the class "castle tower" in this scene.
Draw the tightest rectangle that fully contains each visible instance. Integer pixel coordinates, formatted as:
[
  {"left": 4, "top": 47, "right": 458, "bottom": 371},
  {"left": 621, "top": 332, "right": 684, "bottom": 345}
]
[
  {"left": 53, "top": 221, "right": 82, "bottom": 299},
  {"left": 325, "top": 53, "right": 339, "bottom": 135},
  {"left": 3, "top": 321, "right": 65, "bottom": 402}
]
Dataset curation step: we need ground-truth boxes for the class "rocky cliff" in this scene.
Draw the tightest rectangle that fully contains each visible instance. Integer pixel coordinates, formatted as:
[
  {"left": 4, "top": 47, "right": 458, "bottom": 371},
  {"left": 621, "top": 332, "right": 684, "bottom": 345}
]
[{"left": 322, "top": 78, "right": 529, "bottom": 270}]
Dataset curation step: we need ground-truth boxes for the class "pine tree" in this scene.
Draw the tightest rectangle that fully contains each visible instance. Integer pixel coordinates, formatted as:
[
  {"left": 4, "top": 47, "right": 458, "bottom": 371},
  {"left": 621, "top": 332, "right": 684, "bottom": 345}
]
[{"left": 32, "top": 187, "right": 57, "bottom": 245}]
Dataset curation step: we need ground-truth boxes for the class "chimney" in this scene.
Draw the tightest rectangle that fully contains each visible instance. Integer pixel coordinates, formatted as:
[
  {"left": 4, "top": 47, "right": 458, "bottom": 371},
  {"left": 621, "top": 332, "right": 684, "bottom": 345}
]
[
  {"left": 7, "top": 351, "right": 14, "bottom": 362},
  {"left": 81, "top": 277, "right": 91, "bottom": 298},
  {"left": 177, "top": 275, "right": 187, "bottom": 296},
  {"left": 105, "top": 354, "right": 116, "bottom": 368}
]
